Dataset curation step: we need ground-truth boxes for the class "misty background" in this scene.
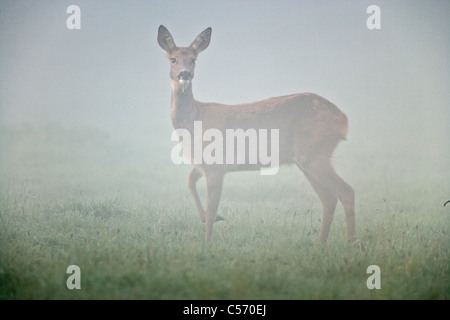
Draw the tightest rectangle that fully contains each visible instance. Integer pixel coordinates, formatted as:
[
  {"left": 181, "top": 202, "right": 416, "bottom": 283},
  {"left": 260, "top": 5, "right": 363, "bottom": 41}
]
[{"left": 0, "top": 0, "right": 449, "bottom": 202}]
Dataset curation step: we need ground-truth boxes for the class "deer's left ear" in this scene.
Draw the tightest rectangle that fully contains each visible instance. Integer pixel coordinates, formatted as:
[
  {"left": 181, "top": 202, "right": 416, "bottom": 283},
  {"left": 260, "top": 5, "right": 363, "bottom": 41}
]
[{"left": 190, "top": 27, "right": 212, "bottom": 54}]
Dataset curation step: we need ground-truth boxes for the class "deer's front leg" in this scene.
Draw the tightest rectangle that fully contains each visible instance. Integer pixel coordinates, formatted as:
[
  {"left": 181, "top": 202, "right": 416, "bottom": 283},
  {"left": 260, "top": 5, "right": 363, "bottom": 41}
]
[
  {"left": 188, "top": 167, "right": 225, "bottom": 224},
  {"left": 188, "top": 167, "right": 206, "bottom": 222},
  {"left": 204, "top": 171, "right": 224, "bottom": 243}
]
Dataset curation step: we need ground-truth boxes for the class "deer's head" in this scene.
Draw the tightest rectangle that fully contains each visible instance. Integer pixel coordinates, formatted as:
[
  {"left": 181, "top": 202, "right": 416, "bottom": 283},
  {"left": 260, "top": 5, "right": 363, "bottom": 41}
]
[{"left": 158, "top": 25, "right": 211, "bottom": 92}]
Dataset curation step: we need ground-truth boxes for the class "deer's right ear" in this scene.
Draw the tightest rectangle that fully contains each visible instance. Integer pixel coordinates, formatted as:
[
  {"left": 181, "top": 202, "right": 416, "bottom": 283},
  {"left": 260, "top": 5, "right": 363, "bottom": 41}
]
[{"left": 158, "top": 25, "right": 176, "bottom": 53}]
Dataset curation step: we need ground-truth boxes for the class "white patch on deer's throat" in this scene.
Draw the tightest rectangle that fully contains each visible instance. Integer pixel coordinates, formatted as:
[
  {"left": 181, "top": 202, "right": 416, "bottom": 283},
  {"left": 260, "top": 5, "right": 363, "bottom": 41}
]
[{"left": 179, "top": 79, "right": 190, "bottom": 93}]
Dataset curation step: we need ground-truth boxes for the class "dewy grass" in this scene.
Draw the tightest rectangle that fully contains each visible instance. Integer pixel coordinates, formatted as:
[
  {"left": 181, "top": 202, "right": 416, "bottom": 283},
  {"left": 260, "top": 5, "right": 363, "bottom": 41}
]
[{"left": 0, "top": 183, "right": 448, "bottom": 299}]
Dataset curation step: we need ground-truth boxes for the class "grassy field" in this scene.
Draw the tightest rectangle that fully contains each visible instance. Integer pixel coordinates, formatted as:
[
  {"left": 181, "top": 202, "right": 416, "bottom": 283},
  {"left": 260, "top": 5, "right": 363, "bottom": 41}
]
[{"left": 0, "top": 123, "right": 449, "bottom": 299}]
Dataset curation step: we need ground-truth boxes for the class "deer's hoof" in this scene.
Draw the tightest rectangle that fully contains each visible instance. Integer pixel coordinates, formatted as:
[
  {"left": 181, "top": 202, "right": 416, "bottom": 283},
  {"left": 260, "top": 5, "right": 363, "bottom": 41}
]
[{"left": 200, "top": 215, "right": 225, "bottom": 223}]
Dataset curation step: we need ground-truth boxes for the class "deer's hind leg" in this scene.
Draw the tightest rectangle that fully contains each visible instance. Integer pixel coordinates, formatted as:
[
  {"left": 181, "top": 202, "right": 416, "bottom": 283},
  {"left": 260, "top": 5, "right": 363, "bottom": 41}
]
[
  {"left": 333, "top": 172, "right": 355, "bottom": 242},
  {"left": 294, "top": 134, "right": 355, "bottom": 243},
  {"left": 295, "top": 154, "right": 355, "bottom": 243},
  {"left": 301, "top": 160, "right": 339, "bottom": 243}
]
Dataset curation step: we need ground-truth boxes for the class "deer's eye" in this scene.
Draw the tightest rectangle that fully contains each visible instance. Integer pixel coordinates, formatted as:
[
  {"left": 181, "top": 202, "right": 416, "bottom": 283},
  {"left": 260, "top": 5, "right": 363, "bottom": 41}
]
[{"left": 170, "top": 57, "right": 177, "bottom": 64}]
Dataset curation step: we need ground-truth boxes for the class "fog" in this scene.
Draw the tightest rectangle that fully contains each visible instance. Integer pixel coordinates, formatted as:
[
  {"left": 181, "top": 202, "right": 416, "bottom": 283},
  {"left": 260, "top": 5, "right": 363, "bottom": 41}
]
[{"left": 0, "top": 0, "right": 449, "bottom": 200}]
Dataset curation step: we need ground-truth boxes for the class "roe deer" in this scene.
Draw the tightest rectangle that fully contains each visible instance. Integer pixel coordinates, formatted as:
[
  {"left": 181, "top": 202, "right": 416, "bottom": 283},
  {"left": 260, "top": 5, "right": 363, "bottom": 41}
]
[{"left": 157, "top": 25, "right": 355, "bottom": 243}]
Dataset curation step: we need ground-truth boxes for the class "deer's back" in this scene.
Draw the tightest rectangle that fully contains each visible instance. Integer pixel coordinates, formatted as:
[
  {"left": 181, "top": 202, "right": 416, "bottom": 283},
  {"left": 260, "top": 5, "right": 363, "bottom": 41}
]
[{"left": 197, "top": 92, "right": 347, "bottom": 139}]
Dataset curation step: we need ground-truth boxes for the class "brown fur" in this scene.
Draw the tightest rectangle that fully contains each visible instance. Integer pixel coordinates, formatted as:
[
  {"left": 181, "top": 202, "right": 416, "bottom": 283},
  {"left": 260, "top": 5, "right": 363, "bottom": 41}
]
[{"left": 158, "top": 25, "right": 356, "bottom": 243}]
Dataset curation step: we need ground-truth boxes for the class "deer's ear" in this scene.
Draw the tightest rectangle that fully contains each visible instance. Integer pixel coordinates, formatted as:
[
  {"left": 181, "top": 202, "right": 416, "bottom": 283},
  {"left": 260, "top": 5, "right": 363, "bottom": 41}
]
[
  {"left": 158, "top": 25, "right": 176, "bottom": 53},
  {"left": 190, "top": 27, "right": 212, "bottom": 54}
]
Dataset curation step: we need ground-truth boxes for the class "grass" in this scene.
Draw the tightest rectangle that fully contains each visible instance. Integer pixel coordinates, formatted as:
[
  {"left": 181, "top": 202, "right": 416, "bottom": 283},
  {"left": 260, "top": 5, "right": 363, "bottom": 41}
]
[
  {"left": 0, "top": 123, "right": 449, "bottom": 299},
  {"left": 0, "top": 184, "right": 448, "bottom": 299}
]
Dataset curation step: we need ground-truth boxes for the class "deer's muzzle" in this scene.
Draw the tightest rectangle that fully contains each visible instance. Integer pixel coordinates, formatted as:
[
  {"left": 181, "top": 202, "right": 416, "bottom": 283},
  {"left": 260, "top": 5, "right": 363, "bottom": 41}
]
[
  {"left": 177, "top": 71, "right": 193, "bottom": 81},
  {"left": 177, "top": 71, "right": 192, "bottom": 92}
]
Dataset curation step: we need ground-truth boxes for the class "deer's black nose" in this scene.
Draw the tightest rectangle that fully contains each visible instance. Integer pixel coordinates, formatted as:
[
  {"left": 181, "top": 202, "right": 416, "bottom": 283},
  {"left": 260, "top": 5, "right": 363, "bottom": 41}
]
[{"left": 177, "top": 71, "right": 192, "bottom": 81}]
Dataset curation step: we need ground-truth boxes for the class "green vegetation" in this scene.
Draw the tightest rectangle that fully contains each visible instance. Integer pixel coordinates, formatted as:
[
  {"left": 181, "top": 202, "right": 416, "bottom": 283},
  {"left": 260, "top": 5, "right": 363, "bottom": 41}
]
[{"left": 0, "top": 124, "right": 448, "bottom": 299}]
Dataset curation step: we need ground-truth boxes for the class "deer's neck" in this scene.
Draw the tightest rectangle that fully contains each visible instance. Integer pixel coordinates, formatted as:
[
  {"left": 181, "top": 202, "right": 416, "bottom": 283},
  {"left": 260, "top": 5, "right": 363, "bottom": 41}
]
[{"left": 170, "top": 80, "right": 198, "bottom": 129}]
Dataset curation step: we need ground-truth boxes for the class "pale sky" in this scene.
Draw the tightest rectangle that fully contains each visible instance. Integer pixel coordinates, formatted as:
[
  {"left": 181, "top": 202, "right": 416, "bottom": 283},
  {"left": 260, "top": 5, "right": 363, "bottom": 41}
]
[{"left": 0, "top": 0, "right": 449, "bottom": 175}]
